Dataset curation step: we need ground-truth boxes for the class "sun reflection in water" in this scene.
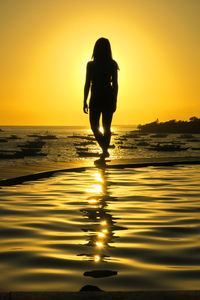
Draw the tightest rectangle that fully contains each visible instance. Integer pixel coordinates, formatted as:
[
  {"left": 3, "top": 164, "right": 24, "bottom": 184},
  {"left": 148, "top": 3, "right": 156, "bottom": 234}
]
[
  {"left": 88, "top": 199, "right": 97, "bottom": 204},
  {"left": 81, "top": 168, "right": 118, "bottom": 265},
  {"left": 94, "top": 255, "right": 101, "bottom": 263},
  {"left": 100, "top": 220, "right": 107, "bottom": 226},
  {"left": 96, "top": 241, "right": 103, "bottom": 248},
  {"left": 98, "top": 232, "right": 105, "bottom": 238},
  {"left": 86, "top": 184, "right": 102, "bottom": 194},
  {"left": 92, "top": 172, "right": 104, "bottom": 183}
]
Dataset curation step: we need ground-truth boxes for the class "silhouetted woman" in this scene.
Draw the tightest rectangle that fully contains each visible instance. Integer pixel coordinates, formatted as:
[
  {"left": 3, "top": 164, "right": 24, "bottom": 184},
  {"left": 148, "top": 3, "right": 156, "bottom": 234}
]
[{"left": 83, "top": 37, "right": 119, "bottom": 159}]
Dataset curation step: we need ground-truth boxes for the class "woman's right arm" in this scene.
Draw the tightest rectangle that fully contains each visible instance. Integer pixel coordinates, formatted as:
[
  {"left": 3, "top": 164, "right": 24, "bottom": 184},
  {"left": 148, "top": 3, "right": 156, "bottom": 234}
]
[{"left": 83, "top": 62, "right": 91, "bottom": 114}]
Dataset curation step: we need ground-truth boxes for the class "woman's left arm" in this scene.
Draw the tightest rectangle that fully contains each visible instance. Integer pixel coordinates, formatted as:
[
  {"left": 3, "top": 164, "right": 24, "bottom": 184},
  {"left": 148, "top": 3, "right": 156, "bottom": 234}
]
[{"left": 112, "top": 67, "right": 118, "bottom": 112}]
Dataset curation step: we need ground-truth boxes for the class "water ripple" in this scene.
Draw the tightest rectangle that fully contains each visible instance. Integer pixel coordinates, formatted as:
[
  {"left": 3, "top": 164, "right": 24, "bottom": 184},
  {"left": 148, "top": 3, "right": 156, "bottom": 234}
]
[{"left": 0, "top": 165, "right": 200, "bottom": 291}]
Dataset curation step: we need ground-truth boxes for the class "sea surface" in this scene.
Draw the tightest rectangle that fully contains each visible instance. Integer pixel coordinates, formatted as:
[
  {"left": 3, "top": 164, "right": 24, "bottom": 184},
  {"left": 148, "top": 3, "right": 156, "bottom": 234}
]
[
  {"left": 0, "top": 126, "right": 200, "bottom": 166},
  {"left": 0, "top": 165, "right": 200, "bottom": 291},
  {"left": 1, "top": 126, "right": 200, "bottom": 291}
]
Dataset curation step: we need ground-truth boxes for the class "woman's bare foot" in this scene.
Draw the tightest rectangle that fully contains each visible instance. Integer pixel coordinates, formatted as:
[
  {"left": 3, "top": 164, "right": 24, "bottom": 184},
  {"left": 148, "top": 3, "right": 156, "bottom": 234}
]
[{"left": 100, "top": 150, "right": 109, "bottom": 159}]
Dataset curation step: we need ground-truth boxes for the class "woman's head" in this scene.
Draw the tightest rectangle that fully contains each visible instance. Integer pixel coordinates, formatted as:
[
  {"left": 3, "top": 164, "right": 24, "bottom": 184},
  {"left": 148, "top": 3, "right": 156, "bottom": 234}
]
[{"left": 92, "top": 37, "right": 112, "bottom": 61}]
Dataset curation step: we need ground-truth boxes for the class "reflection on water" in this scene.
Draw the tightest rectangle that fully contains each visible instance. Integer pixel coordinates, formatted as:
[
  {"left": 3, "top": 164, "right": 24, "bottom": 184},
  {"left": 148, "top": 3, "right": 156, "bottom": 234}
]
[
  {"left": 0, "top": 165, "right": 200, "bottom": 291},
  {"left": 79, "top": 167, "right": 125, "bottom": 276}
]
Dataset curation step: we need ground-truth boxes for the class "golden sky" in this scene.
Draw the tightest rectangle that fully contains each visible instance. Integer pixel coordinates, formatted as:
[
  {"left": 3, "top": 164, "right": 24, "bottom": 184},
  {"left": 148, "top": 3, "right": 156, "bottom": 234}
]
[{"left": 0, "top": 0, "right": 199, "bottom": 125}]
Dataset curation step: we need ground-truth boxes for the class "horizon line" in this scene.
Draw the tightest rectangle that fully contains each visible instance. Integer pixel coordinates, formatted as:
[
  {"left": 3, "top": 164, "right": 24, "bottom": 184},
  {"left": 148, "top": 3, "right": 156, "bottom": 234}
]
[{"left": 0, "top": 124, "right": 139, "bottom": 127}]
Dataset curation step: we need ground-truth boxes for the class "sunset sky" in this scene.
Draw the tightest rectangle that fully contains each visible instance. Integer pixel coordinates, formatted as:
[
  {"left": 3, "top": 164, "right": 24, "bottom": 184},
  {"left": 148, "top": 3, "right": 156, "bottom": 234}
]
[{"left": 0, "top": 0, "right": 199, "bottom": 126}]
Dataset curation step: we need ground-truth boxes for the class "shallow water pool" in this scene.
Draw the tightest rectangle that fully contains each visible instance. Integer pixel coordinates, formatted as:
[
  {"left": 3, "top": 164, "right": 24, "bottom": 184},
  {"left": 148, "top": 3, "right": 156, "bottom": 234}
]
[{"left": 0, "top": 165, "right": 200, "bottom": 291}]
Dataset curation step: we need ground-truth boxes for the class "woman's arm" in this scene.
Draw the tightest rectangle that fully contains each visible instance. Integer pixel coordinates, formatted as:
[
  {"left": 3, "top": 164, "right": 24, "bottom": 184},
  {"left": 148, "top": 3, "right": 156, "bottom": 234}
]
[
  {"left": 83, "top": 62, "right": 91, "bottom": 114},
  {"left": 112, "top": 66, "right": 118, "bottom": 112}
]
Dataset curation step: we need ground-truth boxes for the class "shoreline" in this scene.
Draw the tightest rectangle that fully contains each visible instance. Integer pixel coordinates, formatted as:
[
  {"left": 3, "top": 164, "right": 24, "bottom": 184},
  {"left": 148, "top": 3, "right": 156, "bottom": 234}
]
[{"left": 0, "top": 157, "right": 200, "bottom": 187}]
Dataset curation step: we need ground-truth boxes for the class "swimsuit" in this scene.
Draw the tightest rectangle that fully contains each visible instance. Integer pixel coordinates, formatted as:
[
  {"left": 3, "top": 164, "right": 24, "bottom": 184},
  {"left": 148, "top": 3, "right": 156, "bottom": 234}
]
[{"left": 89, "top": 60, "right": 117, "bottom": 112}]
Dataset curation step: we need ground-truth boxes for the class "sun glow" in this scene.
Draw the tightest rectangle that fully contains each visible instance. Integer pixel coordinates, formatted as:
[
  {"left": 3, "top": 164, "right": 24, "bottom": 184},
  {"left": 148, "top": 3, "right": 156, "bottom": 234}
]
[{"left": 1, "top": 1, "right": 199, "bottom": 125}]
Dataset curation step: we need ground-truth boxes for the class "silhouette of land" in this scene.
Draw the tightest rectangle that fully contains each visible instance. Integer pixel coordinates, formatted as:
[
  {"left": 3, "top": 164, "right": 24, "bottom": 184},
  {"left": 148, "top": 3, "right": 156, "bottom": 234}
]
[{"left": 138, "top": 117, "right": 200, "bottom": 133}]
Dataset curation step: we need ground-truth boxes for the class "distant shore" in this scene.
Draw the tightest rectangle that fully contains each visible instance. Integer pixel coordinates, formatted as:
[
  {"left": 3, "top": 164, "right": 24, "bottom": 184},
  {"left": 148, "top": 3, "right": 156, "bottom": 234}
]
[{"left": 138, "top": 117, "right": 200, "bottom": 133}]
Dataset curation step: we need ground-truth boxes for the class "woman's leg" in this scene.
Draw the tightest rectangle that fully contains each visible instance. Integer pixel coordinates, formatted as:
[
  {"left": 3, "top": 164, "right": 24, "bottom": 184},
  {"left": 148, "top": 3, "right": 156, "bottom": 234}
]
[
  {"left": 102, "top": 110, "right": 113, "bottom": 156},
  {"left": 89, "top": 110, "right": 104, "bottom": 150}
]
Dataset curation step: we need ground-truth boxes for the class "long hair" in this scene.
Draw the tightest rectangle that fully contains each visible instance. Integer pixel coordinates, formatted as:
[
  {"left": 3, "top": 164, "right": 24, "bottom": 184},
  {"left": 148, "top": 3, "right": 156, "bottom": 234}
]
[{"left": 92, "top": 38, "right": 113, "bottom": 62}]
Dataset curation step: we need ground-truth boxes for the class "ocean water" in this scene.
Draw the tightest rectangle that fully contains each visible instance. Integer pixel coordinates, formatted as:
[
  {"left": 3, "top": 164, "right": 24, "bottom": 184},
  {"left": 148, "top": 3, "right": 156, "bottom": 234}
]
[
  {"left": 0, "top": 126, "right": 200, "bottom": 167},
  {"left": 1, "top": 126, "right": 200, "bottom": 291},
  {"left": 0, "top": 165, "right": 200, "bottom": 291}
]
